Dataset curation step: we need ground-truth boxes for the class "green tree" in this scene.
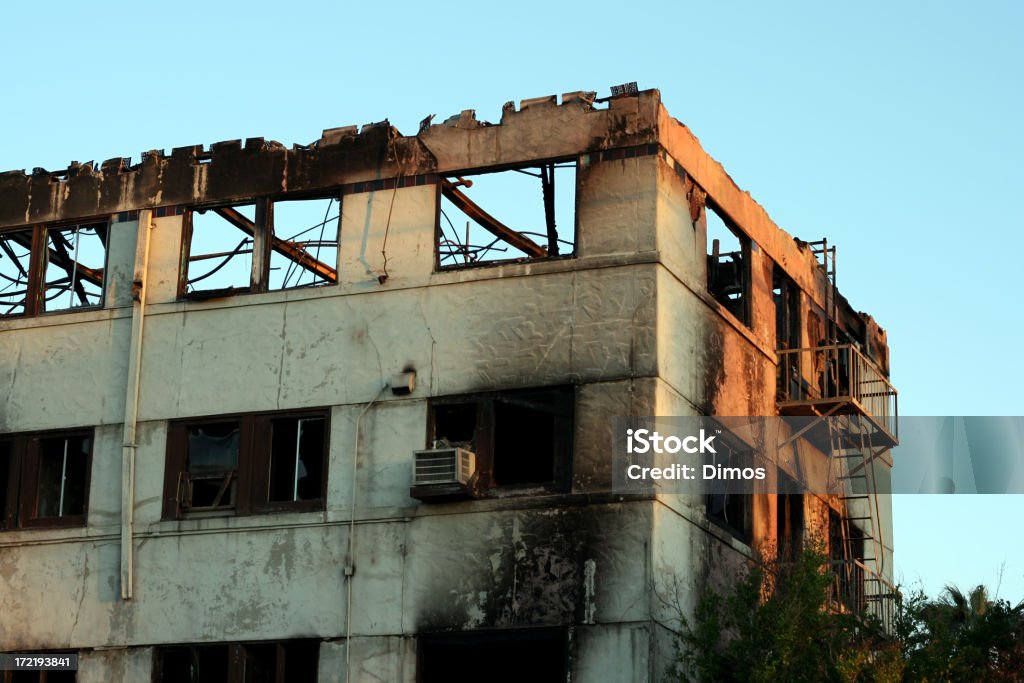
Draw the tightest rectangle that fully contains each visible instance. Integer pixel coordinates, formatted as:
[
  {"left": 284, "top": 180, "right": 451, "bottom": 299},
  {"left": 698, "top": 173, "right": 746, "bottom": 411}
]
[
  {"left": 668, "top": 555, "right": 1024, "bottom": 683},
  {"left": 666, "top": 547, "right": 903, "bottom": 683},
  {"left": 898, "top": 584, "right": 1024, "bottom": 682}
]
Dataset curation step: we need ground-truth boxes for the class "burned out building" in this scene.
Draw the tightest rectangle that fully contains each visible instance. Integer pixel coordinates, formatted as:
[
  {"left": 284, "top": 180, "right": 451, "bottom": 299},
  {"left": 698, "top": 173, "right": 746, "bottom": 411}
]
[{"left": 0, "top": 86, "right": 897, "bottom": 682}]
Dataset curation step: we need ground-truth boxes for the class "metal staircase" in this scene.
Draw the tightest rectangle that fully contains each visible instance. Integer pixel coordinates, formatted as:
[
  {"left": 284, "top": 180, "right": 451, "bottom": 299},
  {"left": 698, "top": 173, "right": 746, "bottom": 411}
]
[{"left": 777, "top": 240, "right": 899, "bottom": 630}]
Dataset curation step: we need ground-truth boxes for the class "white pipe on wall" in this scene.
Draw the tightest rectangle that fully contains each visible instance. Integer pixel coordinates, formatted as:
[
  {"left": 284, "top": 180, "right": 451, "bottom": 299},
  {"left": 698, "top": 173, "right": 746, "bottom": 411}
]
[{"left": 120, "top": 210, "right": 153, "bottom": 600}]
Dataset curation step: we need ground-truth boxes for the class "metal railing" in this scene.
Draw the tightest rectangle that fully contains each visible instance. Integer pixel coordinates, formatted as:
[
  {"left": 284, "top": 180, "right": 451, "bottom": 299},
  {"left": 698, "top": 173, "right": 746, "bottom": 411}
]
[
  {"left": 828, "top": 558, "right": 899, "bottom": 633},
  {"left": 777, "top": 344, "right": 898, "bottom": 442}
]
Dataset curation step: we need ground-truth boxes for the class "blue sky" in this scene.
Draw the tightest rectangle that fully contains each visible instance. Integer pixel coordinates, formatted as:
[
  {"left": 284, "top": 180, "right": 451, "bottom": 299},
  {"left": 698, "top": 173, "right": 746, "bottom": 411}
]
[{"left": 2, "top": 1, "right": 1022, "bottom": 601}]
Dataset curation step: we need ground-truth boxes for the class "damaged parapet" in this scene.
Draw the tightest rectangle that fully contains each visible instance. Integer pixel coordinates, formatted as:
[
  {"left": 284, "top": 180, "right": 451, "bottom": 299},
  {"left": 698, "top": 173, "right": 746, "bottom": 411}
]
[{"left": 0, "top": 91, "right": 646, "bottom": 229}]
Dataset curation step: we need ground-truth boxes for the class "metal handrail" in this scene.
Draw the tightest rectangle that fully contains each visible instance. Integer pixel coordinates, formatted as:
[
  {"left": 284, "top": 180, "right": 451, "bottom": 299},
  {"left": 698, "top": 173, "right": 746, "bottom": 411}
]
[
  {"left": 777, "top": 344, "right": 898, "bottom": 440},
  {"left": 827, "top": 558, "right": 898, "bottom": 632}
]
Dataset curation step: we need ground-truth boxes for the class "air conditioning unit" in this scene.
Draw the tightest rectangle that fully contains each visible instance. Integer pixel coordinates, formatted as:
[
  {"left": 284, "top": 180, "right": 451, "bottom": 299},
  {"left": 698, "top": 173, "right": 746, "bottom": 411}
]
[{"left": 413, "top": 447, "right": 476, "bottom": 486}]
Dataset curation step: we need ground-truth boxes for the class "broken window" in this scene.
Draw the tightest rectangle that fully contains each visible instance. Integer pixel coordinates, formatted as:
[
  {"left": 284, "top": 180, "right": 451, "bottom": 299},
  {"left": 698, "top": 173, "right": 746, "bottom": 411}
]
[
  {"left": 1, "top": 222, "right": 108, "bottom": 318},
  {"left": 776, "top": 486, "right": 804, "bottom": 562},
  {"left": 181, "top": 196, "right": 338, "bottom": 298},
  {"left": 154, "top": 640, "right": 318, "bottom": 683},
  {"left": 705, "top": 202, "right": 750, "bottom": 325},
  {"left": 437, "top": 161, "right": 576, "bottom": 268},
  {"left": 774, "top": 266, "right": 802, "bottom": 401},
  {"left": 0, "top": 431, "right": 92, "bottom": 531},
  {"left": 163, "top": 410, "right": 328, "bottom": 519},
  {"left": 418, "top": 629, "right": 567, "bottom": 683},
  {"left": 426, "top": 386, "right": 573, "bottom": 493},
  {"left": 705, "top": 429, "right": 753, "bottom": 542}
]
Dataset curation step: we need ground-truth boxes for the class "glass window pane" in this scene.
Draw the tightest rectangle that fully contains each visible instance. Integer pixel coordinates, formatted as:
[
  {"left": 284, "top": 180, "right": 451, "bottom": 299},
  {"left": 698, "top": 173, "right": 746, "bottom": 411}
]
[
  {"left": 36, "top": 435, "right": 89, "bottom": 518},
  {"left": 187, "top": 423, "right": 240, "bottom": 474},
  {"left": 269, "top": 417, "right": 325, "bottom": 502}
]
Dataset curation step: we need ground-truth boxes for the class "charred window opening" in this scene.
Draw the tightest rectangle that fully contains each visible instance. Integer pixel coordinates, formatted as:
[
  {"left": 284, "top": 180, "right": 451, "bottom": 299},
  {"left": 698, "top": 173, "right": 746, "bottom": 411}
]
[
  {"left": 1, "top": 222, "right": 108, "bottom": 318},
  {"left": 427, "top": 386, "right": 574, "bottom": 492},
  {"left": 437, "top": 160, "right": 576, "bottom": 268},
  {"left": 776, "top": 489, "right": 804, "bottom": 562},
  {"left": 774, "top": 266, "right": 802, "bottom": 401},
  {"left": 418, "top": 629, "right": 568, "bottom": 683},
  {"left": 0, "top": 431, "right": 92, "bottom": 531},
  {"left": 154, "top": 640, "right": 318, "bottom": 683},
  {"left": 181, "top": 196, "right": 339, "bottom": 298},
  {"left": 163, "top": 411, "right": 328, "bottom": 519},
  {"left": 705, "top": 429, "right": 753, "bottom": 542},
  {"left": 705, "top": 202, "right": 750, "bottom": 325}
]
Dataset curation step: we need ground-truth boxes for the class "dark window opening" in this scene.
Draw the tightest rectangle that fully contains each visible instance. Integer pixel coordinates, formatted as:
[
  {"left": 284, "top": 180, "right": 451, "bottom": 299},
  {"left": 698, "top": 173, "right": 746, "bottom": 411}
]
[
  {"left": 268, "top": 416, "right": 325, "bottom": 503},
  {"left": 35, "top": 435, "right": 90, "bottom": 519},
  {"left": 419, "top": 629, "right": 567, "bottom": 683},
  {"left": 1, "top": 222, "right": 108, "bottom": 318},
  {"left": 431, "top": 402, "right": 477, "bottom": 447},
  {"left": 705, "top": 203, "right": 750, "bottom": 325},
  {"left": 776, "top": 490, "right": 804, "bottom": 563},
  {"left": 427, "top": 387, "right": 574, "bottom": 493},
  {"left": 774, "top": 266, "right": 802, "bottom": 402},
  {"left": 0, "top": 431, "right": 93, "bottom": 531},
  {"left": 438, "top": 161, "right": 576, "bottom": 268},
  {"left": 0, "top": 440, "right": 10, "bottom": 530},
  {"left": 164, "top": 411, "right": 328, "bottom": 519},
  {"left": 705, "top": 429, "right": 753, "bottom": 542},
  {"left": 154, "top": 641, "right": 317, "bottom": 683},
  {"left": 182, "top": 196, "right": 339, "bottom": 298}
]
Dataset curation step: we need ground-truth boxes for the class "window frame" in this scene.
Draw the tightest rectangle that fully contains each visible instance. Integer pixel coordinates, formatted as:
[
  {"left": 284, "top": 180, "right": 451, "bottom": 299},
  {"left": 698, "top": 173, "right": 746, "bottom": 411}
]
[
  {"left": 0, "top": 428, "right": 94, "bottom": 531},
  {"left": 704, "top": 199, "right": 752, "bottom": 327},
  {"left": 162, "top": 409, "right": 330, "bottom": 520},
  {"left": 179, "top": 193, "right": 341, "bottom": 299},
  {"left": 0, "top": 220, "right": 110, "bottom": 319},
  {"left": 152, "top": 639, "right": 319, "bottom": 683},
  {"left": 426, "top": 386, "right": 575, "bottom": 495},
  {"left": 417, "top": 628, "right": 569, "bottom": 683},
  {"left": 704, "top": 426, "right": 754, "bottom": 543},
  {"left": 435, "top": 157, "right": 579, "bottom": 271}
]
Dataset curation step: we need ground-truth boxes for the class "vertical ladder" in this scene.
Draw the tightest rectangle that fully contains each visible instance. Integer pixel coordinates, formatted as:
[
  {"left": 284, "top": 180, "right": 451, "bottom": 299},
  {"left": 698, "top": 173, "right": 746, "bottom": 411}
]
[{"left": 828, "top": 415, "right": 893, "bottom": 629}]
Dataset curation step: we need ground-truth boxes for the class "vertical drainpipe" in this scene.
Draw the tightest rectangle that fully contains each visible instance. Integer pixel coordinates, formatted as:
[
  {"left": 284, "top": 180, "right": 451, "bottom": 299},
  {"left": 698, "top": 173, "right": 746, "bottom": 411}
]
[{"left": 120, "top": 210, "right": 153, "bottom": 600}]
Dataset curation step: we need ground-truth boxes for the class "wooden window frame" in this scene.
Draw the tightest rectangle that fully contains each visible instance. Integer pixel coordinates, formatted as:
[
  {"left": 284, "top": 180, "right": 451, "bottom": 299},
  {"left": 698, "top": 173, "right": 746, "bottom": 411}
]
[
  {"left": 0, "top": 221, "right": 109, "bottom": 319},
  {"left": 0, "top": 429, "right": 93, "bottom": 531},
  {"left": 162, "top": 409, "right": 330, "bottom": 520},
  {"left": 427, "top": 386, "right": 574, "bottom": 495},
  {"left": 178, "top": 194, "right": 340, "bottom": 300}
]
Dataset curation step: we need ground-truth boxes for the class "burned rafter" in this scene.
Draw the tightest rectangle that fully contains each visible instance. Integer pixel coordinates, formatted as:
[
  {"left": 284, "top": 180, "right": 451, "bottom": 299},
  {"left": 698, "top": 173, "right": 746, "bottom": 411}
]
[
  {"left": 1, "top": 229, "right": 104, "bottom": 288},
  {"left": 210, "top": 206, "right": 338, "bottom": 283},
  {"left": 440, "top": 180, "right": 548, "bottom": 258}
]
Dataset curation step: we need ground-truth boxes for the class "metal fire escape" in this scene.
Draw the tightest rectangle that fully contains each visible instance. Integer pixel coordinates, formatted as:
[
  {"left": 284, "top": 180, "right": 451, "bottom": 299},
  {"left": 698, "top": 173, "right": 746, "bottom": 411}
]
[{"left": 776, "top": 239, "right": 900, "bottom": 629}]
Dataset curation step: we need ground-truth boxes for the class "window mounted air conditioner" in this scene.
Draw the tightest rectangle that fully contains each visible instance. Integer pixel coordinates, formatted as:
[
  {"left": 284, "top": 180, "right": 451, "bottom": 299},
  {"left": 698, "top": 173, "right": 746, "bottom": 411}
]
[{"left": 411, "top": 447, "right": 477, "bottom": 502}]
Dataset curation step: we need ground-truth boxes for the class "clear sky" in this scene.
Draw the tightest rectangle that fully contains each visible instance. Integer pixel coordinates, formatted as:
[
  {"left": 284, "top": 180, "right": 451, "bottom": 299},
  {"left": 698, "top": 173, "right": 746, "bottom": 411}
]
[{"left": 2, "top": 1, "right": 1022, "bottom": 601}]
